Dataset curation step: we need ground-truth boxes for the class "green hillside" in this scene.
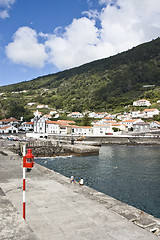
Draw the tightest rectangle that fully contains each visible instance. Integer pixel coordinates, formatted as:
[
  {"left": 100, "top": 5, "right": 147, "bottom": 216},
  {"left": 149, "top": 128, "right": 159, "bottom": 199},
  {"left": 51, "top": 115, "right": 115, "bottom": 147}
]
[{"left": 1, "top": 37, "right": 160, "bottom": 118}]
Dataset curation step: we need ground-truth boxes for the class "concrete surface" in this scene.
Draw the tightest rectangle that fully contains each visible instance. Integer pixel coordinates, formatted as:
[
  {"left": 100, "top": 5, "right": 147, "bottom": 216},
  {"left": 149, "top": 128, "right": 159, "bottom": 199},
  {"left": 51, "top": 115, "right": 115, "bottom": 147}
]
[{"left": 0, "top": 139, "right": 160, "bottom": 240}]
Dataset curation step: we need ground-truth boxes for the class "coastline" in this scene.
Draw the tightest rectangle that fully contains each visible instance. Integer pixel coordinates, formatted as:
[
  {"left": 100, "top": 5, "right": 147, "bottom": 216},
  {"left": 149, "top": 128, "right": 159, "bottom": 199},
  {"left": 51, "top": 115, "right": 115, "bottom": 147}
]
[
  {"left": 5, "top": 133, "right": 160, "bottom": 158},
  {"left": 0, "top": 139, "right": 160, "bottom": 239}
]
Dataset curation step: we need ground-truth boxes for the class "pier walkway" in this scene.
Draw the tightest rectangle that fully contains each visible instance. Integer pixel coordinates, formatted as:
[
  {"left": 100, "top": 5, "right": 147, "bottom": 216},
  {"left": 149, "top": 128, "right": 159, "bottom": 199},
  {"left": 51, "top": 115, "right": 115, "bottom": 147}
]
[{"left": 0, "top": 140, "right": 160, "bottom": 240}]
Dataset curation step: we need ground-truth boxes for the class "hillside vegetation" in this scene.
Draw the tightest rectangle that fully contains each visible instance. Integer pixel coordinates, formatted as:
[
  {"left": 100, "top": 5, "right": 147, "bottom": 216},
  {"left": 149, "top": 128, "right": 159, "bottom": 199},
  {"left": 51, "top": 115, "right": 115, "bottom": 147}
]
[{"left": 1, "top": 37, "right": 160, "bottom": 119}]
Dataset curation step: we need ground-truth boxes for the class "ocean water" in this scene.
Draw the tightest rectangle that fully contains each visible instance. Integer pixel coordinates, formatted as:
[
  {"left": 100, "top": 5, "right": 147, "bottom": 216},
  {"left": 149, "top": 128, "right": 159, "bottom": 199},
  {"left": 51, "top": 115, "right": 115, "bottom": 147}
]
[{"left": 35, "top": 145, "right": 160, "bottom": 218}]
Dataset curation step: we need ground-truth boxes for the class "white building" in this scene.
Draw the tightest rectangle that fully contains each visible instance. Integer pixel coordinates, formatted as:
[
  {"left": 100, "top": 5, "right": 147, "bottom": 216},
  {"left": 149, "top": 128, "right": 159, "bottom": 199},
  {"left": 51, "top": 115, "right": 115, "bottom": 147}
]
[
  {"left": 131, "top": 111, "right": 142, "bottom": 118},
  {"left": 133, "top": 99, "right": 151, "bottom": 107},
  {"left": 93, "top": 124, "right": 113, "bottom": 136},
  {"left": 36, "top": 104, "right": 49, "bottom": 109},
  {"left": 33, "top": 117, "right": 72, "bottom": 135},
  {"left": 150, "top": 121, "right": 160, "bottom": 129},
  {"left": 116, "top": 113, "right": 131, "bottom": 121},
  {"left": 111, "top": 123, "right": 128, "bottom": 133},
  {"left": 0, "top": 117, "right": 19, "bottom": 128},
  {"left": 102, "top": 117, "right": 114, "bottom": 121},
  {"left": 0, "top": 126, "right": 18, "bottom": 134},
  {"left": 143, "top": 109, "right": 159, "bottom": 118},
  {"left": 27, "top": 102, "right": 36, "bottom": 106},
  {"left": 46, "top": 121, "right": 59, "bottom": 134},
  {"left": 67, "top": 112, "right": 83, "bottom": 118},
  {"left": 19, "top": 122, "right": 34, "bottom": 131},
  {"left": 133, "top": 121, "right": 150, "bottom": 133},
  {"left": 121, "top": 119, "right": 142, "bottom": 129},
  {"left": 71, "top": 126, "right": 93, "bottom": 135},
  {"left": 34, "top": 116, "right": 48, "bottom": 134}
]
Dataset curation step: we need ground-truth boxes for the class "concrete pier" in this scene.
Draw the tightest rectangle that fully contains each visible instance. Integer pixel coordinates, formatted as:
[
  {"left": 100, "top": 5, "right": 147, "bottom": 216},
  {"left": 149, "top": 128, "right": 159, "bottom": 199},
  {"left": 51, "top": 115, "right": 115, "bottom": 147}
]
[{"left": 0, "top": 139, "right": 160, "bottom": 240}]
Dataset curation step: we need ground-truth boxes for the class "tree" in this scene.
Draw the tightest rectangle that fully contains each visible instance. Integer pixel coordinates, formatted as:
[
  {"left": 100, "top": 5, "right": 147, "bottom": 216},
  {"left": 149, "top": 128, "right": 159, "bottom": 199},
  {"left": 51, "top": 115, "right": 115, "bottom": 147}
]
[
  {"left": 81, "top": 114, "right": 91, "bottom": 126},
  {"left": 6, "top": 95, "right": 32, "bottom": 120}
]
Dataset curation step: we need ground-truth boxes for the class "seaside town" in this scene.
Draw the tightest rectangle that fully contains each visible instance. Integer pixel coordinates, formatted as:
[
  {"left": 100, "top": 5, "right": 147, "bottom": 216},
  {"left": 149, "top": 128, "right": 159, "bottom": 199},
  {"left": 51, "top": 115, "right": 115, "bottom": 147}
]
[
  {"left": 1, "top": 1, "right": 160, "bottom": 240},
  {"left": 1, "top": 98, "right": 160, "bottom": 240},
  {"left": 0, "top": 98, "right": 160, "bottom": 139}
]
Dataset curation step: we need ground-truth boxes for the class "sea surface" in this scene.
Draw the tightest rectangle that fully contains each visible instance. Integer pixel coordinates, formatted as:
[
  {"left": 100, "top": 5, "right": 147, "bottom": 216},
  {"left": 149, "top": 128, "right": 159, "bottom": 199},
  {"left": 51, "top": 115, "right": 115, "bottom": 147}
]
[{"left": 35, "top": 145, "right": 160, "bottom": 218}]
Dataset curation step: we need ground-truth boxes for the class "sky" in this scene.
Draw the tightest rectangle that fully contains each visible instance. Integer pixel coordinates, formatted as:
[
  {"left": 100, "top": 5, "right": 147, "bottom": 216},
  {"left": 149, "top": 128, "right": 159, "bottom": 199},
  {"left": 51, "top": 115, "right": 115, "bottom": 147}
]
[{"left": 1, "top": 0, "right": 160, "bottom": 86}]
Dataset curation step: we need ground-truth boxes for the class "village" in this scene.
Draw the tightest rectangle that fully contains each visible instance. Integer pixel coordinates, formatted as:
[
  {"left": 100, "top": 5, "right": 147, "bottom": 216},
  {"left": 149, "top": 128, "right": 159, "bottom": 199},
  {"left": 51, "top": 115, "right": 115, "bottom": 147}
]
[{"left": 0, "top": 98, "right": 160, "bottom": 139}]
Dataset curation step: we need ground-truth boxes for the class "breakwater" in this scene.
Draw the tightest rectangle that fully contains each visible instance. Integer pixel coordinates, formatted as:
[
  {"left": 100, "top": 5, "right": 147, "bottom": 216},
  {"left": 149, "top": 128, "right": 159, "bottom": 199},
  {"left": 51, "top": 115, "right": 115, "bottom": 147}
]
[
  {"left": 9, "top": 134, "right": 160, "bottom": 157},
  {"left": 11, "top": 139, "right": 100, "bottom": 157},
  {"left": 48, "top": 134, "right": 160, "bottom": 145}
]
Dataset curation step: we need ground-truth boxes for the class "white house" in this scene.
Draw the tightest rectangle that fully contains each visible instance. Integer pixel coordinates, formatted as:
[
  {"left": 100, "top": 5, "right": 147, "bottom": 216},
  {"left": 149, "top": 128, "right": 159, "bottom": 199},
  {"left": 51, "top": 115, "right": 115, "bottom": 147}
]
[
  {"left": 0, "top": 117, "right": 19, "bottom": 128},
  {"left": 27, "top": 102, "right": 36, "bottom": 106},
  {"left": 67, "top": 112, "right": 83, "bottom": 118},
  {"left": 93, "top": 124, "right": 113, "bottom": 136},
  {"left": 121, "top": 119, "right": 142, "bottom": 129},
  {"left": 111, "top": 123, "right": 128, "bottom": 133},
  {"left": 133, "top": 99, "right": 151, "bottom": 107},
  {"left": 19, "top": 122, "right": 34, "bottom": 131},
  {"left": 143, "top": 109, "right": 159, "bottom": 118},
  {"left": 58, "top": 122, "right": 72, "bottom": 135},
  {"left": 150, "top": 121, "right": 160, "bottom": 129},
  {"left": 36, "top": 104, "right": 49, "bottom": 109},
  {"left": 133, "top": 121, "right": 150, "bottom": 133},
  {"left": 46, "top": 121, "right": 60, "bottom": 134},
  {"left": 116, "top": 113, "right": 131, "bottom": 121},
  {"left": 131, "top": 111, "right": 142, "bottom": 118},
  {"left": 0, "top": 126, "right": 18, "bottom": 134},
  {"left": 102, "top": 116, "right": 114, "bottom": 121},
  {"left": 71, "top": 126, "right": 93, "bottom": 135}
]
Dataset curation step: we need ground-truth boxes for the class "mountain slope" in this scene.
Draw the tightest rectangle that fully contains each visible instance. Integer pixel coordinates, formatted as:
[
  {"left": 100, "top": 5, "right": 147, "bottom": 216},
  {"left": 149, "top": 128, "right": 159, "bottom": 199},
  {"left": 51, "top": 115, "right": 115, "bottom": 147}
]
[{"left": 1, "top": 37, "right": 160, "bottom": 112}]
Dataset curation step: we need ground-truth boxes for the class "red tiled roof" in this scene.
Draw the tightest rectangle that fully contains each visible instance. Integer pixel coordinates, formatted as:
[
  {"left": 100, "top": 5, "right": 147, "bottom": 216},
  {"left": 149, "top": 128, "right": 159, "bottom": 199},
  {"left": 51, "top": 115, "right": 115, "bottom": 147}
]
[
  {"left": 143, "top": 109, "right": 158, "bottom": 112},
  {"left": 136, "top": 99, "right": 148, "bottom": 101},
  {"left": 71, "top": 125, "right": 91, "bottom": 129},
  {"left": 0, "top": 117, "right": 18, "bottom": 122},
  {"left": 58, "top": 120, "right": 76, "bottom": 124},
  {"left": 46, "top": 121, "right": 58, "bottom": 124},
  {"left": 0, "top": 126, "right": 11, "bottom": 129},
  {"left": 122, "top": 120, "right": 137, "bottom": 122}
]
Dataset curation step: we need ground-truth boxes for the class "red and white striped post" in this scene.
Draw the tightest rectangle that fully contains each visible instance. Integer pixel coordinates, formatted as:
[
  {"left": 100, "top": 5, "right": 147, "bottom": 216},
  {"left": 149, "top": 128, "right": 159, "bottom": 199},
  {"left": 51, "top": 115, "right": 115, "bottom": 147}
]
[{"left": 23, "top": 145, "right": 26, "bottom": 220}]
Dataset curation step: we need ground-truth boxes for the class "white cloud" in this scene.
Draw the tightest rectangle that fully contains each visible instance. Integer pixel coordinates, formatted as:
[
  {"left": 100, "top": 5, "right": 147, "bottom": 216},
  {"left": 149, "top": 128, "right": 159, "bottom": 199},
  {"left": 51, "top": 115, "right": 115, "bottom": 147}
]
[
  {"left": 5, "top": 0, "right": 160, "bottom": 70},
  {"left": 0, "top": 0, "right": 16, "bottom": 19},
  {"left": 44, "top": 0, "right": 160, "bottom": 70},
  {"left": 45, "top": 17, "right": 101, "bottom": 70},
  {"left": 6, "top": 27, "right": 48, "bottom": 68},
  {"left": 49, "top": 0, "right": 160, "bottom": 70}
]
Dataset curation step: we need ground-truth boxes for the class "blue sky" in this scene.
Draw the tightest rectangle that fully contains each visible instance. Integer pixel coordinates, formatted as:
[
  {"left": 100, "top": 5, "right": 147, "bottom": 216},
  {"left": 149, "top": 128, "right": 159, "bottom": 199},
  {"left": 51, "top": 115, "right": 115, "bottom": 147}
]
[{"left": 1, "top": 0, "right": 160, "bottom": 86}]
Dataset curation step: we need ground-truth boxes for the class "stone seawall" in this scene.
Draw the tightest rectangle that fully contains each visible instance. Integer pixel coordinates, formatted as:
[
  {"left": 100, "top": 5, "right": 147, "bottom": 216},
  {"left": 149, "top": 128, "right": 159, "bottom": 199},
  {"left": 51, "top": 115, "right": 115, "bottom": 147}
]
[
  {"left": 9, "top": 135, "right": 160, "bottom": 157},
  {"left": 88, "top": 136, "right": 160, "bottom": 145},
  {"left": 48, "top": 134, "right": 160, "bottom": 145},
  {"left": 11, "top": 139, "right": 100, "bottom": 157}
]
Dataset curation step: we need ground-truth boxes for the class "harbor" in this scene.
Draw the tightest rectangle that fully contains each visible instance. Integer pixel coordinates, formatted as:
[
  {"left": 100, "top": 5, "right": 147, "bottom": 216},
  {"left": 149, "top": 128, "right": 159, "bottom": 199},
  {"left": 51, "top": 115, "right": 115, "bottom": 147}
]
[{"left": 0, "top": 139, "right": 160, "bottom": 239}]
